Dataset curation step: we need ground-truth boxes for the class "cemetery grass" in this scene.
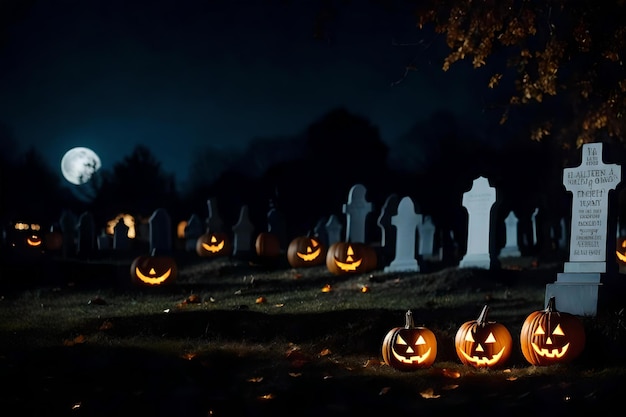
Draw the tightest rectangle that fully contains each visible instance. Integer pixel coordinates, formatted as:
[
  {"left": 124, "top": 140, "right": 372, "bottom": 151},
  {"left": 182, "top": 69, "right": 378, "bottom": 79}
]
[{"left": 2, "top": 254, "right": 626, "bottom": 417}]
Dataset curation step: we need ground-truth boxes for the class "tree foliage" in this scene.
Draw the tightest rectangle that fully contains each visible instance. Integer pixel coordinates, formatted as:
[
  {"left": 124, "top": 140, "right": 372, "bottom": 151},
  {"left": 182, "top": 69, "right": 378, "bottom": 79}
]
[{"left": 412, "top": 0, "right": 626, "bottom": 150}]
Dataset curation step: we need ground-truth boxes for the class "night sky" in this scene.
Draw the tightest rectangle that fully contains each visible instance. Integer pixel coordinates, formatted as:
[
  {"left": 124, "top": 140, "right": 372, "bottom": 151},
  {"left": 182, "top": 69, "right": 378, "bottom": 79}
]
[{"left": 1, "top": 0, "right": 488, "bottom": 187}]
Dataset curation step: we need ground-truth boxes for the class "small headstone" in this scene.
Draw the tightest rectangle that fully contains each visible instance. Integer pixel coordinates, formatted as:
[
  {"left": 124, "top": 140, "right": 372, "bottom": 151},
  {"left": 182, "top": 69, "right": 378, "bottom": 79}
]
[
  {"left": 384, "top": 196, "right": 421, "bottom": 273},
  {"left": 546, "top": 142, "right": 621, "bottom": 316},
  {"left": 149, "top": 208, "right": 172, "bottom": 254},
  {"left": 376, "top": 194, "right": 400, "bottom": 267},
  {"left": 232, "top": 205, "right": 255, "bottom": 257},
  {"left": 342, "top": 184, "right": 372, "bottom": 243},
  {"left": 97, "top": 230, "right": 112, "bottom": 251},
  {"left": 184, "top": 214, "right": 204, "bottom": 252},
  {"left": 325, "top": 214, "right": 343, "bottom": 246},
  {"left": 500, "top": 211, "right": 521, "bottom": 258},
  {"left": 459, "top": 176, "right": 496, "bottom": 269}
]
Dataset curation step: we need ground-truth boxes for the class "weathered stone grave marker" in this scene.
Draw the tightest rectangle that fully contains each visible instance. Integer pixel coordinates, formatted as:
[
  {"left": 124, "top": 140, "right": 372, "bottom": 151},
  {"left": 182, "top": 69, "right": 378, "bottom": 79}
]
[
  {"left": 232, "top": 205, "right": 255, "bottom": 258},
  {"left": 342, "top": 184, "right": 372, "bottom": 243},
  {"left": 184, "top": 214, "right": 203, "bottom": 252},
  {"left": 418, "top": 215, "right": 437, "bottom": 261},
  {"left": 459, "top": 176, "right": 496, "bottom": 269},
  {"left": 384, "top": 196, "right": 421, "bottom": 273},
  {"left": 376, "top": 194, "right": 400, "bottom": 267},
  {"left": 545, "top": 142, "right": 621, "bottom": 316},
  {"left": 500, "top": 211, "right": 521, "bottom": 258},
  {"left": 149, "top": 208, "right": 172, "bottom": 254}
]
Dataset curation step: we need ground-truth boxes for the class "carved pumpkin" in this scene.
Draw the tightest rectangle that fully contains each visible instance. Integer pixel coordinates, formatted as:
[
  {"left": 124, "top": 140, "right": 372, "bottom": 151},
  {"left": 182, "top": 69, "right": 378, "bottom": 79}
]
[
  {"left": 26, "top": 234, "right": 42, "bottom": 247},
  {"left": 326, "top": 241, "right": 377, "bottom": 275},
  {"left": 616, "top": 237, "right": 626, "bottom": 264},
  {"left": 520, "top": 297, "right": 586, "bottom": 366},
  {"left": 196, "top": 232, "right": 232, "bottom": 257},
  {"left": 287, "top": 236, "right": 326, "bottom": 268},
  {"left": 455, "top": 305, "right": 512, "bottom": 368},
  {"left": 130, "top": 251, "right": 177, "bottom": 286},
  {"left": 255, "top": 232, "right": 281, "bottom": 258},
  {"left": 382, "top": 310, "right": 437, "bottom": 371}
]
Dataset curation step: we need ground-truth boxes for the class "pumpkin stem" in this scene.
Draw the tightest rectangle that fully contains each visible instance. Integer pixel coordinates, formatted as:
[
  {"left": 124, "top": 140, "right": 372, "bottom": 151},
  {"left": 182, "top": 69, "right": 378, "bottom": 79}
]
[
  {"left": 477, "top": 305, "right": 490, "bottom": 325},
  {"left": 546, "top": 296, "right": 557, "bottom": 313},
  {"left": 404, "top": 310, "right": 415, "bottom": 329}
]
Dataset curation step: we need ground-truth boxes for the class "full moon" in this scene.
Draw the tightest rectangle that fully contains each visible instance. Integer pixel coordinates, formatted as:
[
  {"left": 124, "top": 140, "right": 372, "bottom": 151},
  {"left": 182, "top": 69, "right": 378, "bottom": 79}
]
[{"left": 61, "top": 147, "right": 102, "bottom": 185}]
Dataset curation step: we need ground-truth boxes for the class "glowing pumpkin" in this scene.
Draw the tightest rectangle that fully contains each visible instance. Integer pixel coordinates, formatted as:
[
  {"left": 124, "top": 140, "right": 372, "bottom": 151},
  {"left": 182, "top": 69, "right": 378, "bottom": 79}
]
[
  {"left": 130, "top": 252, "right": 177, "bottom": 286},
  {"left": 382, "top": 310, "right": 437, "bottom": 371},
  {"left": 455, "top": 305, "right": 512, "bottom": 368},
  {"left": 325, "top": 241, "right": 377, "bottom": 275},
  {"left": 616, "top": 237, "right": 626, "bottom": 264},
  {"left": 196, "top": 232, "right": 232, "bottom": 257},
  {"left": 26, "top": 234, "right": 42, "bottom": 247},
  {"left": 520, "top": 296, "right": 586, "bottom": 366},
  {"left": 287, "top": 236, "right": 326, "bottom": 268}
]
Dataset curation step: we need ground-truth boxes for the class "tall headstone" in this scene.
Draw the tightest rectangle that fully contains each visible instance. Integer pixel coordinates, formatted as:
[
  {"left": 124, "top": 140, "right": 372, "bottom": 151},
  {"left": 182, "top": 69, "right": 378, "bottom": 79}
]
[
  {"left": 384, "top": 196, "right": 421, "bottom": 273},
  {"left": 184, "top": 214, "right": 203, "bottom": 252},
  {"left": 459, "top": 176, "right": 496, "bottom": 269},
  {"left": 76, "top": 211, "right": 96, "bottom": 257},
  {"left": 545, "top": 142, "right": 621, "bottom": 316},
  {"left": 113, "top": 218, "right": 130, "bottom": 251},
  {"left": 342, "top": 184, "right": 372, "bottom": 243},
  {"left": 149, "top": 208, "right": 172, "bottom": 254},
  {"left": 206, "top": 197, "right": 224, "bottom": 232},
  {"left": 232, "top": 205, "right": 255, "bottom": 257},
  {"left": 376, "top": 194, "right": 400, "bottom": 267},
  {"left": 500, "top": 211, "right": 521, "bottom": 258}
]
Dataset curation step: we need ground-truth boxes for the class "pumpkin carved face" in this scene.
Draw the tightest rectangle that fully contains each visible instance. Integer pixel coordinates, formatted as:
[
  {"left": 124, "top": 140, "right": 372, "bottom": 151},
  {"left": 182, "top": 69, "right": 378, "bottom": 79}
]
[
  {"left": 130, "top": 253, "right": 177, "bottom": 286},
  {"left": 382, "top": 310, "right": 437, "bottom": 371},
  {"left": 455, "top": 305, "right": 512, "bottom": 368},
  {"left": 196, "top": 232, "right": 232, "bottom": 257},
  {"left": 287, "top": 236, "right": 326, "bottom": 268},
  {"left": 326, "top": 242, "right": 377, "bottom": 275},
  {"left": 616, "top": 237, "right": 626, "bottom": 264},
  {"left": 520, "top": 297, "right": 585, "bottom": 366},
  {"left": 26, "top": 234, "right": 42, "bottom": 247}
]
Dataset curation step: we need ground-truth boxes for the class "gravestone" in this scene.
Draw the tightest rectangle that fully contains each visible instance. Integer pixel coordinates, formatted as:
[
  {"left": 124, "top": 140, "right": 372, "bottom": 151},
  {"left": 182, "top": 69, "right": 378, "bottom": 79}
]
[
  {"left": 267, "top": 205, "right": 287, "bottom": 249},
  {"left": 545, "top": 142, "right": 621, "bottom": 316},
  {"left": 325, "top": 214, "right": 343, "bottom": 246},
  {"left": 376, "top": 194, "right": 400, "bottom": 267},
  {"left": 459, "top": 176, "right": 496, "bottom": 269},
  {"left": 149, "top": 208, "right": 172, "bottom": 254},
  {"left": 59, "top": 209, "right": 78, "bottom": 258},
  {"left": 184, "top": 214, "right": 204, "bottom": 252},
  {"left": 500, "top": 211, "right": 521, "bottom": 258},
  {"left": 97, "top": 230, "right": 112, "bottom": 251},
  {"left": 206, "top": 197, "right": 224, "bottom": 232},
  {"left": 113, "top": 218, "right": 130, "bottom": 251},
  {"left": 313, "top": 216, "right": 329, "bottom": 247},
  {"left": 232, "top": 205, "right": 255, "bottom": 257},
  {"left": 342, "top": 184, "right": 372, "bottom": 243},
  {"left": 384, "top": 196, "right": 421, "bottom": 273},
  {"left": 76, "top": 211, "right": 96, "bottom": 257},
  {"left": 418, "top": 215, "right": 437, "bottom": 261}
]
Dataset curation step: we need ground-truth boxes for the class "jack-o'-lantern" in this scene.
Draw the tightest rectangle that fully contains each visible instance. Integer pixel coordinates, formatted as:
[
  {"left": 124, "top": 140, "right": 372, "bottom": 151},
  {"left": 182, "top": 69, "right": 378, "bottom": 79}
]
[
  {"left": 455, "top": 305, "right": 512, "bottom": 368},
  {"left": 287, "top": 236, "right": 326, "bottom": 268},
  {"left": 616, "top": 237, "right": 626, "bottom": 264},
  {"left": 326, "top": 241, "right": 377, "bottom": 275},
  {"left": 255, "top": 232, "right": 281, "bottom": 258},
  {"left": 130, "top": 251, "right": 177, "bottom": 286},
  {"left": 520, "top": 297, "right": 586, "bottom": 366},
  {"left": 382, "top": 310, "right": 437, "bottom": 371},
  {"left": 196, "top": 232, "right": 232, "bottom": 257},
  {"left": 26, "top": 234, "right": 42, "bottom": 247}
]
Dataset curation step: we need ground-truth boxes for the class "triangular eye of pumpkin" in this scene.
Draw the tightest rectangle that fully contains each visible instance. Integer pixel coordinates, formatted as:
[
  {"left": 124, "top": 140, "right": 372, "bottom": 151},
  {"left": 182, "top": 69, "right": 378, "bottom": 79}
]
[
  {"left": 534, "top": 325, "right": 546, "bottom": 336},
  {"left": 552, "top": 324, "right": 565, "bottom": 336},
  {"left": 211, "top": 236, "right": 218, "bottom": 243},
  {"left": 464, "top": 332, "right": 475, "bottom": 342},
  {"left": 396, "top": 335, "right": 408, "bottom": 345},
  {"left": 149, "top": 268, "right": 156, "bottom": 275},
  {"left": 485, "top": 332, "right": 497, "bottom": 343},
  {"left": 416, "top": 335, "right": 426, "bottom": 346}
]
